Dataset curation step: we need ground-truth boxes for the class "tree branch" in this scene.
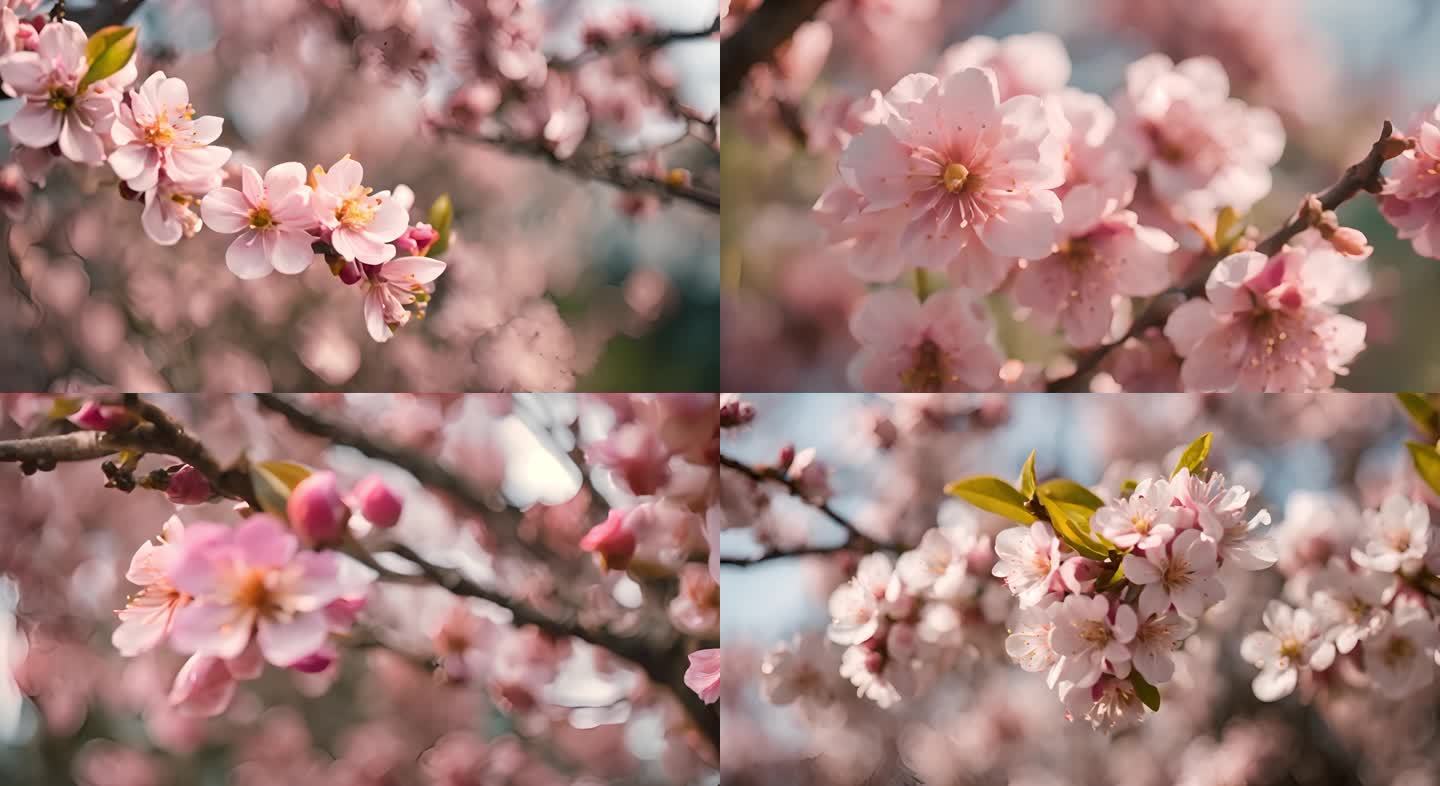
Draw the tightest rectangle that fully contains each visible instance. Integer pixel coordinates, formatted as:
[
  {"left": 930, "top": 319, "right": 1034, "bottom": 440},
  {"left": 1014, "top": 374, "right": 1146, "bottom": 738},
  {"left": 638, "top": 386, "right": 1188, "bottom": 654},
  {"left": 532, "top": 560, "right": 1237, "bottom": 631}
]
[
  {"left": 719, "top": 0, "right": 832, "bottom": 104},
  {"left": 69, "top": 0, "right": 148, "bottom": 30},
  {"left": 551, "top": 17, "right": 720, "bottom": 71},
  {"left": 1047, "top": 120, "right": 1405, "bottom": 392}
]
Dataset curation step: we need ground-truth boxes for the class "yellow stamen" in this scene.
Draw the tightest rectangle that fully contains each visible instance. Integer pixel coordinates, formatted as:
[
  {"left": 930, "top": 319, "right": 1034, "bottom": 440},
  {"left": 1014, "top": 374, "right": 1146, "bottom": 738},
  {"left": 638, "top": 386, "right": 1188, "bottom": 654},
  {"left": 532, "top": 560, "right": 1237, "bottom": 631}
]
[{"left": 943, "top": 162, "right": 970, "bottom": 193}]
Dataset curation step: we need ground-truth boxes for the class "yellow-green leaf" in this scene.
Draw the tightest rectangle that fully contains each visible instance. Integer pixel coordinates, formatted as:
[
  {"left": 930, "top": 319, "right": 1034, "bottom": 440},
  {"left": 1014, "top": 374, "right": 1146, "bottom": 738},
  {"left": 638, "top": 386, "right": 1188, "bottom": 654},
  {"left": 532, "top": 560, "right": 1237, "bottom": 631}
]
[
  {"left": 945, "top": 476, "right": 1035, "bottom": 524},
  {"left": 1130, "top": 672, "right": 1161, "bottom": 712},
  {"left": 1397, "top": 393, "right": 1438, "bottom": 438},
  {"left": 1037, "top": 492, "right": 1108, "bottom": 560},
  {"left": 1119, "top": 479, "right": 1138, "bottom": 498},
  {"left": 1036, "top": 478, "right": 1105, "bottom": 513},
  {"left": 48, "top": 397, "right": 82, "bottom": 420},
  {"left": 80, "top": 26, "right": 137, "bottom": 91},
  {"left": 426, "top": 193, "right": 453, "bottom": 257},
  {"left": 1214, "top": 206, "right": 1245, "bottom": 252},
  {"left": 1172, "top": 433, "right": 1213, "bottom": 479},
  {"left": 1406, "top": 441, "right": 1440, "bottom": 498},
  {"left": 1018, "top": 450, "right": 1038, "bottom": 500},
  {"left": 250, "top": 460, "right": 314, "bottom": 519}
]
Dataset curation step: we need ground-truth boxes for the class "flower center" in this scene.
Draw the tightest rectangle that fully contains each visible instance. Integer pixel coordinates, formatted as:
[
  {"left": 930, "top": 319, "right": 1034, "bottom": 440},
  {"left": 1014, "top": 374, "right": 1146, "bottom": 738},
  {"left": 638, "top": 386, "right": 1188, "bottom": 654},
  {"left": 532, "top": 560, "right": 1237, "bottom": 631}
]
[
  {"left": 1131, "top": 514, "right": 1152, "bottom": 535},
  {"left": 902, "top": 338, "right": 950, "bottom": 392},
  {"left": 1387, "top": 529, "right": 1412, "bottom": 552},
  {"left": 1163, "top": 557, "right": 1192, "bottom": 588},
  {"left": 942, "top": 162, "right": 970, "bottom": 194},
  {"left": 1385, "top": 635, "right": 1415, "bottom": 664},
  {"left": 143, "top": 115, "right": 177, "bottom": 147},
  {"left": 337, "top": 188, "right": 376, "bottom": 228},
  {"left": 47, "top": 88, "right": 73, "bottom": 112},
  {"left": 1279, "top": 637, "right": 1303, "bottom": 662},
  {"left": 1079, "top": 620, "right": 1111, "bottom": 645},
  {"left": 249, "top": 206, "right": 276, "bottom": 230},
  {"left": 232, "top": 568, "right": 275, "bottom": 613}
]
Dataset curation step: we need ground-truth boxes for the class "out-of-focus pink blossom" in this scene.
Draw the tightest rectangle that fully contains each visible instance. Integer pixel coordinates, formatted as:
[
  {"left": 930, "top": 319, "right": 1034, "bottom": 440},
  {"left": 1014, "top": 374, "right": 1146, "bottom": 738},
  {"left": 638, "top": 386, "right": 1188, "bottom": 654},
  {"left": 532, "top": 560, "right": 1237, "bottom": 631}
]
[
  {"left": 579, "top": 509, "right": 636, "bottom": 571},
  {"left": 684, "top": 648, "right": 721, "bottom": 704},
  {"left": 587, "top": 422, "right": 672, "bottom": 496},
  {"left": 847, "top": 288, "right": 1003, "bottom": 392},
  {"left": 1380, "top": 104, "right": 1440, "bottom": 258},
  {"left": 69, "top": 401, "right": 133, "bottom": 431},
  {"left": 934, "top": 32, "right": 1071, "bottom": 100},
  {"left": 1239, "top": 600, "right": 1334, "bottom": 701},
  {"left": 349, "top": 474, "right": 403, "bottom": 529}
]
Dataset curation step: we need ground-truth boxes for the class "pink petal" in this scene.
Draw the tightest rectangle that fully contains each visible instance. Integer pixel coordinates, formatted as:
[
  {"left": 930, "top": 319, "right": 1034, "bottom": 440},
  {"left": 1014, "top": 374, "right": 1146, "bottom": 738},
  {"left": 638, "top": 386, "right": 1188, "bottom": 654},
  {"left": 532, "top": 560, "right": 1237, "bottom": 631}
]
[
  {"left": 0, "top": 52, "right": 46, "bottom": 96},
  {"left": 269, "top": 228, "right": 317, "bottom": 275},
  {"left": 156, "top": 74, "right": 190, "bottom": 114},
  {"left": 8, "top": 101, "right": 62, "bottom": 147},
  {"left": 364, "top": 197, "right": 409, "bottom": 242},
  {"left": 225, "top": 232, "right": 272, "bottom": 279},
  {"left": 169, "top": 654, "right": 238, "bottom": 718},
  {"left": 382, "top": 256, "right": 446, "bottom": 284},
  {"left": 141, "top": 191, "right": 183, "bottom": 246},
  {"left": 849, "top": 288, "right": 923, "bottom": 346},
  {"left": 239, "top": 164, "right": 264, "bottom": 206},
  {"left": 200, "top": 187, "right": 253, "bottom": 234},
  {"left": 170, "top": 603, "right": 255, "bottom": 659},
  {"left": 332, "top": 227, "right": 395, "bottom": 265},
  {"left": 232, "top": 515, "right": 297, "bottom": 568},
  {"left": 168, "top": 144, "right": 232, "bottom": 182},
  {"left": 977, "top": 191, "right": 1062, "bottom": 260},
  {"left": 189, "top": 114, "right": 223, "bottom": 145},
  {"left": 256, "top": 611, "right": 328, "bottom": 667},
  {"left": 111, "top": 614, "right": 168, "bottom": 657},
  {"left": 363, "top": 289, "right": 392, "bottom": 343},
  {"left": 264, "top": 162, "right": 309, "bottom": 198},
  {"left": 321, "top": 156, "right": 364, "bottom": 193}
]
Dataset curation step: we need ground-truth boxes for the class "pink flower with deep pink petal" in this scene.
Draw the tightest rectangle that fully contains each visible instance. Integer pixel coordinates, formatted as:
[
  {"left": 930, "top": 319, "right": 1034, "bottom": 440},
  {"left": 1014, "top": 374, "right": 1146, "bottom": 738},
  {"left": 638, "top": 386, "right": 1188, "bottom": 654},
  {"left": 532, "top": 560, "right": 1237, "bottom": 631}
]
[
  {"left": 313, "top": 155, "right": 410, "bottom": 265},
  {"left": 200, "top": 162, "right": 318, "bottom": 278},
  {"left": 109, "top": 71, "right": 230, "bottom": 193}
]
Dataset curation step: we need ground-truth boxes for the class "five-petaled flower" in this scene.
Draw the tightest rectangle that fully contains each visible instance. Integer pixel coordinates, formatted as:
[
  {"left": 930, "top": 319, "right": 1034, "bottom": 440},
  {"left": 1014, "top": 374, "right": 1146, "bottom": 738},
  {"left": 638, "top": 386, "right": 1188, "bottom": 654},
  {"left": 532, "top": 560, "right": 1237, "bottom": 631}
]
[{"left": 200, "top": 162, "right": 319, "bottom": 279}]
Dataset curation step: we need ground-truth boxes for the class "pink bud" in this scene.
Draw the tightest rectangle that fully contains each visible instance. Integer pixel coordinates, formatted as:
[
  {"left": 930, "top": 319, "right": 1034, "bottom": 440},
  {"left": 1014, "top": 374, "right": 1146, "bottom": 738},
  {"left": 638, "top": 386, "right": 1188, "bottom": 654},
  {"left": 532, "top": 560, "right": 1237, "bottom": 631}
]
[
  {"left": 165, "top": 465, "right": 214, "bottom": 505},
  {"left": 1244, "top": 254, "right": 1288, "bottom": 296},
  {"left": 69, "top": 401, "right": 134, "bottom": 431},
  {"left": 786, "top": 448, "right": 831, "bottom": 503},
  {"left": 286, "top": 471, "right": 350, "bottom": 546},
  {"left": 351, "top": 474, "right": 403, "bottom": 529},
  {"left": 1329, "top": 227, "right": 1372, "bottom": 258},
  {"left": 579, "top": 509, "right": 637, "bottom": 572},
  {"left": 288, "top": 647, "right": 336, "bottom": 674},
  {"left": 396, "top": 223, "right": 440, "bottom": 256},
  {"left": 338, "top": 258, "right": 363, "bottom": 285}
]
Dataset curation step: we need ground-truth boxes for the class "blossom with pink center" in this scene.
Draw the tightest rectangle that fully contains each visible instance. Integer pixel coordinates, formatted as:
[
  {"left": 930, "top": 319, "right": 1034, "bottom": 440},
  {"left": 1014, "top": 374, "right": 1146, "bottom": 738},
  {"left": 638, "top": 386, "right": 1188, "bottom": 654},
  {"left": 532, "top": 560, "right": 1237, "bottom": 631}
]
[
  {"left": 141, "top": 171, "right": 220, "bottom": 246},
  {"left": 110, "top": 72, "right": 230, "bottom": 192},
  {"left": 1129, "top": 611, "right": 1193, "bottom": 685},
  {"left": 1379, "top": 104, "right": 1440, "bottom": 258},
  {"left": 200, "top": 162, "right": 319, "bottom": 279},
  {"left": 934, "top": 33, "right": 1071, "bottom": 100},
  {"left": 1011, "top": 187, "right": 1178, "bottom": 347},
  {"left": 1112, "top": 54, "right": 1284, "bottom": 218},
  {"left": 1351, "top": 494, "right": 1432, "bottom": 575},
  {"left": 313, "top": 155, "right": 410, "bottom": 265},
  {"left": 1051, "top": 595, "right": 1137, "bottom": 688},
  {"left": 1052, "top": 88, "right": 1136, "bottom": 206},
  {"left": 1163, "top": 248, "right": 1367, "bottom": 391},
  {"left": 848, "top": 288, "right": 1003, "bottom": 392},
  {"left": 1240, "top": 601, "right": 1334, "bottom": 701},
  {"left": 361, "top": 255, "right": 447, "bottom": 343},
  {"left": 1122, "top": 528, "right": 1224, "bottom": 619},
  {"left": 112, "top": 517, "right": 191, "bottom": 656},
  {"left": 992, "top": 521, "right": 1064, "bottom": 607},
  {"left": 1092, "top": 474, "right": 1182, "bottom": 550},
  {"left": 831, "top": 67, "right": 1064, "bottom": 290},
  {"left": 0, "top": 19, "right": 134, "bottom": 164},
  {"left": 1361, "top": 603, "right": 1439, "bottom": 698},
  {"left": 166, "top": 516, "right": 358, "bottom": 667},
  {"left": 684, "top": 648, "right": 721, "bottom": 705}
]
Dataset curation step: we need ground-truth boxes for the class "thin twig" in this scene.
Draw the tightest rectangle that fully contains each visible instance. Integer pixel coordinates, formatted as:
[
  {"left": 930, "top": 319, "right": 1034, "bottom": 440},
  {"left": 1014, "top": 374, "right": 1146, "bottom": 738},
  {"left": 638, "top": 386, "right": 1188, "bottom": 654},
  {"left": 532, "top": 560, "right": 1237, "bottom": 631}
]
[
  {"left": 1047, "top": 120, "right": 1406, "bottom": 392},
  {"left": 719, "top": 0, "right": 832, "bottom": 104}
]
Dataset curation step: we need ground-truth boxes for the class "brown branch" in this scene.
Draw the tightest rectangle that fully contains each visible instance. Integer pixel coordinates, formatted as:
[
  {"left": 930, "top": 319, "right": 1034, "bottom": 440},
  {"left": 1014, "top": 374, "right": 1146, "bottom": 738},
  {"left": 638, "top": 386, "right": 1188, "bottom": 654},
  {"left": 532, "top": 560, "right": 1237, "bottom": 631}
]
[
  {"left": 551, "top": 17, "right": 720, "bottom": 71},
  {"left": 1047, "top": 120, "right": 1405, "bottom": 392},
  {"left": 721, "top": 542, "right": 857, "bottom": 567},
  {"left": 720, "top": 0, "right": 831, "bottom": 104},
  {"left": 69, "top": 0, "right": 148, "bottom": 30}
]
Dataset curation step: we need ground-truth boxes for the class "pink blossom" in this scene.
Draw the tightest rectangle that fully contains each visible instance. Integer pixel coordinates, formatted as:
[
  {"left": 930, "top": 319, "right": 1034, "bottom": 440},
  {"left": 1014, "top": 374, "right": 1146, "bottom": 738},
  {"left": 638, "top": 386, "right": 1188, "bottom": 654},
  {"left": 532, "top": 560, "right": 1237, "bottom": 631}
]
[
  {"left": 1163, "top": 248, "right": 1367, "bottom": 391},
  {"left": 167, "top": 516, "right": 356, "bottom": 667},
  {"left": 1380, "top": 104, "right": 1440, "bottom": 258},
  {"left": 1241, "top": 601, "right": 1334, "bottom": 701},
  {"left": 1051, "top": 594, "right": 1137, "bottom": 688},
  {"left": 199, "top": 163, "right": 319, "bottom": 279},
  {"left": 934, "top": 32, "right": 1071, "bottom": 100},
  {"left": 141, "top": 173, "right": 218, "bottom": 246},
  {"left": 832, "top": 67, "right": 1064, "bottom": 290},
  {"left": 1062, "top": 674, "right": 1145, "bottom": 732},
  {"left": 1362, "top": 603, "right": 1438, "bottom": 698},
  {"left": 112, "top": 517, "right": 190, "bottom": 656},
  {"left": 1112, "top": 54, "right": 1284, "bottom": 217},
  {"left": 1052, "top": 88, "right": 1136, "bottom": 206},
  {"left": 360, "top": 255, "right": 447, "bottom": 343},
  {"left": 579, "top": 509, "right": 637, "bottom": 571},
  {"left": 1309, "top": 560, "right": 1390, "bottom": 655},
  {"left": 1123, "top": 528, "right": 1224, "bottom": 619},
  {"left": 286, "top": 471, "right": 350, "bottom": 547},
  {"left": 1092, "top": 474, "right": 1182, "bottom": 550},
  {"left": 1129, "top": 612, "right": 1194, "bottom": 685},
  {"left": 1351, "top": 494, "right": 1432, "bottom": 575},
  {"left": 1173, "top": 469, "right": 1276, "bottom": 570},
  {"left": 167, "top": 654, "right": 239, "bottom": 718},
  {"left": 0, "top": 20, "right": 134, "bottom": 164},
  {"left": 313, "top": 155, "right": 410, "bottom": 265},
  {"left": 992, "top": 522, "right": 1064, "bottom": 607},
  {"left": 828, "top": 553, "right": 895, "bottom": 645},
  {"left": 896, "top": 525, "right": 977, "bottom": 599},
  {"left": 349, "top": 474, "right": 403, "bottom": 529},
  {"left": 1004, "top": 605, "right": 1061, "bottom": 677},
  {"left": 586, "top": 422, "right": 672, "bottom": 496},
  {"left": 684, "top": 648, "right": 720, "bottom": 704},
  {"left": 847, "top": 288, "right": 1003, "bottom": 392},
  {"left": 109, "top": 72, "right": 231, "bottom": 193},
  {"left": 1011, "top": 188, "right": 1178, "bottom": 347}
]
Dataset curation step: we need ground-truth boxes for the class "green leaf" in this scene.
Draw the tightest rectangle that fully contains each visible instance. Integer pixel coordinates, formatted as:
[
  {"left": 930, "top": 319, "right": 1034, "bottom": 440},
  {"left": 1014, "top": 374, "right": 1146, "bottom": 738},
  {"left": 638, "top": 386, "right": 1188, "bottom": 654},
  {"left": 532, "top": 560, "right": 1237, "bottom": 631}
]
[
  {"left": 250, "top": 460, "right": 313, "bottom": 519},
  {"left": 1171, "top": 433, "right": 1213, "bottom": 479},
  {"left": 1018, "top": 450, "right": 1038, "bottom": 500},
  {"left": 1118, "top": 479, "right": 1138, "bottom": 499},
  {"left": 1037, "top": 492, "right": 1109, "bottom": 560},
  {"left": 1036, "top": 479, "right": 1105, "bottom": 513},
  {"left": 80, "top": 26, "right": 137, "bottom": 91},
  {"left": 944, "top": 476, "right": 1036, "bottom": 524},
  {"left": 1397, "top": 393, "right": 1438, "bottom": 438},
  {"left": 426, "top": 193, "right": 453, "bottom": 257},
  {"left": 1406, "top": 441, "right": 1440, "bottom": 498},
  {"left": 1130, "top": 671, "right": 1161, "bottom": 712}
]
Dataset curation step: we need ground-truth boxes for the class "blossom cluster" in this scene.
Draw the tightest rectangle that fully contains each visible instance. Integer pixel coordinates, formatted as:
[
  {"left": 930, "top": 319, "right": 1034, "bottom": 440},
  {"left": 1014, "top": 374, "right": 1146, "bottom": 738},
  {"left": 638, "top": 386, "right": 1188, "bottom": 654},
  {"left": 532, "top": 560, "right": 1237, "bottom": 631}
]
[
  {"left": 1244, "top": 492, "right": 1440, "bottom": 702},
  {"left": 0, "top": 12, "right": 447, "bottom": 343},
  {"left": 808, "top": 31, "right": 1435, "bottom": 393}
]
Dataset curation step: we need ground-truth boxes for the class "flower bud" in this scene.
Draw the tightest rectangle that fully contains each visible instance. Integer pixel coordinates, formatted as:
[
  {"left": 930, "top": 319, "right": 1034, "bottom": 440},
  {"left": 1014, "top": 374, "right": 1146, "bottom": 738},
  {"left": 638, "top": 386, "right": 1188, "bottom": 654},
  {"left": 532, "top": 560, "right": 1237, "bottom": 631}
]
[
  {"left": 579, "top": 509, "right": 636, "bottom": 572},
  {"left": 288, "top": 647, "right": 336, "bottom": 674},
  {"left": 395, "top": 223, "right": 440, "bottom": 256},
  {"left": 286, "top": 471, "right": 350, "bottom": 546},
  {"left": 786, "top": 448, "right": 831, "bottom": 504},
  {"left": 165, "top": 465, "right": 214, "bottom": 505},
  {"left": 1328, "top": 226, "right": 1372, "bottom": 258},
  {"left": 351, "top": 474, "right": 403, "bottom": 529},
  {"left": 69, "top": 401, "right": 134, "bottom": 432}
]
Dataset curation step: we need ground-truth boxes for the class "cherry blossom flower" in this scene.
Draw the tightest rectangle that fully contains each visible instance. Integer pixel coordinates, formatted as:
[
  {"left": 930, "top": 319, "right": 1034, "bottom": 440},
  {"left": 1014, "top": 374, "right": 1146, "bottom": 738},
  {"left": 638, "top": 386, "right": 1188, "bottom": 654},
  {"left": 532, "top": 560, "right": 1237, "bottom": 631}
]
[
  {"left": 828, "top": 553, "right": 895, "bottom": 645},
  {"left": 312, "top": 155, "right": 410, "bottom": 265},
  {"left": 1092, "top": 474, "right": 1182, "bottom": 550},
  {"left": 848, "top": 288, "right": 1003, "bottom": 392},
  {"left": 141, "top": 172, "right": 219, "bottom": 246},
  {"left": 1361, "top": 603, "right": 1439, "bottom": 699},
  {"left": 684, "top": 648, "right": 720, "bottom": 704},
  {"left": 1051, "top": 594, "right": 1137, "bottom": 688},
  {"left": 0, "top": 19, "right": 134, "bottom": 165},
  {"left": 839, "top": 644, "right": 902, "bottom": 708},
  {"left": 1123, "top": 528, "right": 1224, "bottom": 619},
  {"left": 167, "top": 516, "right": 358, "bottom": 667},
  {"left": 934, "top": 32, "right": 1071, "bottom": 100},
  {"left": 579, "top": 509, "right": 637, "bottom": 571},
  {"left": 1005, "top": 605, "right": 1061, "bottom": 677},
  {"left": 360, "top": 256, "right": 447, "bottom": 343},
  {"left": 832, "top": 67, "right": 1064, "bottom": 290},
  {"left": 1063, "top": 674, "right": 1144, "bottom": 732},
  {"left": 1129, "top": 612, "right": 1194, "bottom": 685},
  {"left": 1240, "top": 600, "right": 1334, "bottom": 701},
  {"left": 1011, "top": 187, "right": 1178, "bottom": 347},
  {"left": 168, "top": 645, "right": 262, "bottom": 718},
  {"left": 199, "top": 163, "right": 319, "bottom": 279},
  {"left": 992, "top": 522, "right": 1064, "bottom": 607},
  {"left": 896, "top": 525, "right": 977, "bottom": 599},
  {"left": 112, "top": 517, "right": 191, "bottom": 657},
  {"left": 110, "top": 72, "right": 231, "bottom": 193},
  {"left": 1351, "top": 494, "right": 1432, "bottom": 575},
  {"left": 1174, "top": 469, "right": 1276, "bottom": 570},
  {"left": 1379, "top": 103, "right": 1440, "bottom": 259},
  {"left": 1309, "top": 560, "right": 1391, "bottom": 654},
  {"left": 586, "top": 422, "right": 672, "bottom": 496},
  {"left": 1052, "top": 88, "right": 1136, "bottom": 206},
  {"left": 1163, "top": 248, "right": 1367, "bottom": 391},
  {"left": 1112, "top": 54, "right": 1284, "bottom": 218}
]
